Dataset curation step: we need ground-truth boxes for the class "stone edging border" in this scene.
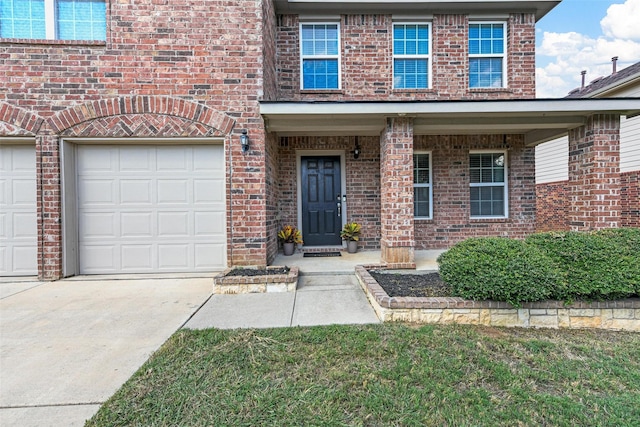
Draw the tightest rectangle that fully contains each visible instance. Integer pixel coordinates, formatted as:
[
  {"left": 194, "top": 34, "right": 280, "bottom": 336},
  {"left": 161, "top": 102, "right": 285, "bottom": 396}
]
[
  {"left": 355, "top": 265, "right": 640, "bottom": 332},
  {"left": 213, "top": 266, "right": 299, "bottom": 294}
]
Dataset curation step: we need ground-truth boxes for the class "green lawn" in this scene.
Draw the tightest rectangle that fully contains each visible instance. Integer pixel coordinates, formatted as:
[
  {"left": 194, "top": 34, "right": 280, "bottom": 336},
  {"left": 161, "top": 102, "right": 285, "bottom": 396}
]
[{"left": 87, "top": 324, "right": 640, "bottom": 426}]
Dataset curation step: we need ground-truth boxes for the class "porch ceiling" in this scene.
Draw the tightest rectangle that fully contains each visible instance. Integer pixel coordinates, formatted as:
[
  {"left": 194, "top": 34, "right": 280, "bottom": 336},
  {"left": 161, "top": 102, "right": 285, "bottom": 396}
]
[
  {"left": 259, "top": 98, "right": 640, "bottom": 146},
  {"left": 272, "top": 0, "right": 561, "bottom": 21}
]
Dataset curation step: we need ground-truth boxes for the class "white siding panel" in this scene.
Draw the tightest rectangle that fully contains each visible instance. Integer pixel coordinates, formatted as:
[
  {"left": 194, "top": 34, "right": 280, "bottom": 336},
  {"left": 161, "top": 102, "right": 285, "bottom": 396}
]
[
  {"left": 535, "top": 136, "right": 568, "bottom": 183},
  {"left": 77, "top": 145, "right": 226, "bottom": 274},
  {"left": 621, "top": 115, "right": 640, "bottom": 173}
]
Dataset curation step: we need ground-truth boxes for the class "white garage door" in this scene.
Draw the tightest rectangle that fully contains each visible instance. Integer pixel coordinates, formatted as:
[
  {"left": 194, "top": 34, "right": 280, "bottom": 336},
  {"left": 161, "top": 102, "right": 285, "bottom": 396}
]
[
  {"left": 77, "top": 145, "right": 226, "bottom": 274},
  {"left": 0, "top": 144, "right": 38, "bottom": 276}
]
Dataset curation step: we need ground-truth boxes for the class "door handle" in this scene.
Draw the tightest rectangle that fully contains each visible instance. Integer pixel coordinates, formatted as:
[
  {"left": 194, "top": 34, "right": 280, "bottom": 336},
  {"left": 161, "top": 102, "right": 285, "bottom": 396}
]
[{"left": 337, "top": 202, "right": 341, "bottom": 217}]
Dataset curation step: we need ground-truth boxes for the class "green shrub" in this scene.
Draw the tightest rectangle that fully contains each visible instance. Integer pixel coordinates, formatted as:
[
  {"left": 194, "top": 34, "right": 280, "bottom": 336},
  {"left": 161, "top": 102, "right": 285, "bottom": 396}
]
[
  {"left": 526, "top": 228, "right": 640, "bottom": 301},
  {"left": 437, "top": 237, "right": 564, "bottom": 307}
]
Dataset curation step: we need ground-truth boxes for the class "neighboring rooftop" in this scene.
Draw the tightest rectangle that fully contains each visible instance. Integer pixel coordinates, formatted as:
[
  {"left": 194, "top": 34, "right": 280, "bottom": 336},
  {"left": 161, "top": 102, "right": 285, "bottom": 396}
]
[{"left": 566, "top": 60, "right": 640, "bottom": 99}]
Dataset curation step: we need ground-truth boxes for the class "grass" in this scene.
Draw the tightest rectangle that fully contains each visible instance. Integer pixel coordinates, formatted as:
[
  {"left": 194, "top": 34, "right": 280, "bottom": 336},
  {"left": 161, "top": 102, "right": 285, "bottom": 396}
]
[{"left": 87, "top": 324, "right": 640, "bottom": 426}]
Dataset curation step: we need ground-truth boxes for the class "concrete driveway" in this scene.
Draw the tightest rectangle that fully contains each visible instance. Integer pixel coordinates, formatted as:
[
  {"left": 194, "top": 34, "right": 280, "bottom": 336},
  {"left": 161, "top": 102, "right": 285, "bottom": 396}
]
[{"left": 0, "top": 277, "right": 212, "bottom": 427}]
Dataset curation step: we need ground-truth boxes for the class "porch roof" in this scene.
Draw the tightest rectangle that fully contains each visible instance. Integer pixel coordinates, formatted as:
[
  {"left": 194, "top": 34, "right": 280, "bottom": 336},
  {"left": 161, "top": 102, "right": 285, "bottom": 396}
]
[
  {"left": 259, "top": 98, "right": 640, "bottom": 146},
  {"left": 272, "top": 0, "right": 561, "bottom": 21}
]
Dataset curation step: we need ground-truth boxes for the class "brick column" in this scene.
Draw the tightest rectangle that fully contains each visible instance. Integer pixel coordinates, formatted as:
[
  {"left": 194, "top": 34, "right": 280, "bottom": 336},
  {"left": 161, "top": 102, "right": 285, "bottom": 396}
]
[
  {"left": 36, "top": 132, "right": 63, "bottom": 280},
  {"left": 568, "top": 114, "right": 621, "bottom": 230},
  {"left": 380, "top": 117, "right": 415, "bottom": 267}
]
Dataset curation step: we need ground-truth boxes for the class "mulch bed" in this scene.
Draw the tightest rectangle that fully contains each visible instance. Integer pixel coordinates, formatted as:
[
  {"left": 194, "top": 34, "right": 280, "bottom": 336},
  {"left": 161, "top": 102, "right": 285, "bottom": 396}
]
[
  {"left": 224, "top": 267, "right": 290, "bottom": 277},
  {"left": 369, "top": 270, "right": 453, "bottom": 298}
]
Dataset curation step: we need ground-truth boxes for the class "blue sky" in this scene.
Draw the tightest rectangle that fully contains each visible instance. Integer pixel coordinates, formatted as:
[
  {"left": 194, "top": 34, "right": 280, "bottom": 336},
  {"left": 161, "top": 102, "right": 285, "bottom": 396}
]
[{"left": 535, "top": 0, "right": 640, "bottom": 97}]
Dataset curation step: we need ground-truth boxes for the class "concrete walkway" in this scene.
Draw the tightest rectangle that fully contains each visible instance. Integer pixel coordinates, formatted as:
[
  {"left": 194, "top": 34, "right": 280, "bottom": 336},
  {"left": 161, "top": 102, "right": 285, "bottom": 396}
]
[
  {"left": 0, "top": 277, "right": 211, "bottom": 427},
  {"left": 184, "top": 273, "right": 379, "bottom": 330}
]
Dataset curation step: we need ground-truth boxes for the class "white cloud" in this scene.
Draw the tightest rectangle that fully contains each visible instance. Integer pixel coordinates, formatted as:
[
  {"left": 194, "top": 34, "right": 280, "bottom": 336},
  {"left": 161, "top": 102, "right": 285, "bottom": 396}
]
[
  {"left": 601, "top": 0, "right": 640, "bottom": 40},
  {"left": 536, "top": 0, "right": 640, "bottom": 98}
]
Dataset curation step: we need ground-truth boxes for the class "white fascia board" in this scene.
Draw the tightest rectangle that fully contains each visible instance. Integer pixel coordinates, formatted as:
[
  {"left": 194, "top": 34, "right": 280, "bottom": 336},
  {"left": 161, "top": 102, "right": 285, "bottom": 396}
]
[
  {"left": 274, "top": 0, "right": 561, "bottom": 21},
  {"left": 260, "top": 99, "right": 640, "bottom": 117}
]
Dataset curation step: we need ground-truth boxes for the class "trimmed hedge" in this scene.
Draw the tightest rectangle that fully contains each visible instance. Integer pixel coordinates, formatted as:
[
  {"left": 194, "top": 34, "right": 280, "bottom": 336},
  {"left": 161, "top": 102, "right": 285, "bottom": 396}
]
[
  {"left": 437, "top": 228, "right": 640, "bottom": 306},
  {"left": 437, "top": 237, "right": 565, "bottom": 307},
  {"left": 526, "top": 228, "right": 640, "bottom": 301}
]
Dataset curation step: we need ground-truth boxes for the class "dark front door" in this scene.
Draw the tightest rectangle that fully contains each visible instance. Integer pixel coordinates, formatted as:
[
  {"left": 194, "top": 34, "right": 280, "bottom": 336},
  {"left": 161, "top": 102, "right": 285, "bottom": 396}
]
[{"left": 301, "top": 156, "right": 342, "bottom": 246}]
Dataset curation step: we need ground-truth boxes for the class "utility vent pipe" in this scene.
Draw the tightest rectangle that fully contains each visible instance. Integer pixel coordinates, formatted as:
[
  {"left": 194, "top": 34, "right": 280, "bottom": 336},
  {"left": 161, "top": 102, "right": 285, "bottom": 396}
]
[
  {"left": 581, "top": 70, "right": 587, "bottom": 89},
  {"left": 612, "top": 56, "right": 618, "bottom": 74}
]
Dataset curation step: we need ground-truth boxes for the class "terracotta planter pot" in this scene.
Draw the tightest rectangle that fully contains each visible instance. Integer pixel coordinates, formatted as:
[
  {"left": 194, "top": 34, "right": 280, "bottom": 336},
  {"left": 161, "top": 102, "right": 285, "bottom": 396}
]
[
  {"left": 283, "top": 242, "right": 295, "bottom": 256},
  {"left": 347, "top": 240, "right": 358, "bottom": 254}
]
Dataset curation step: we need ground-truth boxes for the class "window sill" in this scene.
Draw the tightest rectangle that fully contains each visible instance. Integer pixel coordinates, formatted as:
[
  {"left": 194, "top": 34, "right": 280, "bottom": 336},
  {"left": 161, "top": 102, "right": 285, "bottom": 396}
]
[
  {"left": 300, "top": 89, "right": 343, "bottom": 94},
  {"left": 393, "top": 89, "right": 436, "bottom": 94},
  {"left": 0, "top": 38, "right": 106, "bottom": 46},
  {"left": 469, "top": 88, "right": 513, "bottom": 93},
  {"left": 470, "top": 217, "right": 509, "bottom": 223}
]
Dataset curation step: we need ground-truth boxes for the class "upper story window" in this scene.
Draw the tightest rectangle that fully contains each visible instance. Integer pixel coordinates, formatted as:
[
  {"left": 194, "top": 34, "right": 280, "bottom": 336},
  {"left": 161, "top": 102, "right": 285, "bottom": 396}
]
[
  {"left": 470, "top": 152, "right": 508, "bottom": 218},
  {"left": 468, "top": 22, "right": 506, "bottom": 88},
  {"left": 413, "top": 152, "right": 432, "bottom": 219},
  {"left": 0, "top": 0, "right": 106, "bottom": 41},
  {"left": 393, "top": 23, "right": 430, "bottom": 89},
  {"left": 300, "top": 23, "right": 340, "bottom": 90}
]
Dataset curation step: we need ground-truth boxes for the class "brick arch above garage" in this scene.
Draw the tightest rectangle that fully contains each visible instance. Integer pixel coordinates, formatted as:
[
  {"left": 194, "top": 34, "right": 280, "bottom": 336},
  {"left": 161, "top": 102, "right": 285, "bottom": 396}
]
[
  {"left": 0, "top": 102, "right": 45, "bottom": 136},
  {"left": 46, "top": 96, "right": 236, "bottom": 137}
]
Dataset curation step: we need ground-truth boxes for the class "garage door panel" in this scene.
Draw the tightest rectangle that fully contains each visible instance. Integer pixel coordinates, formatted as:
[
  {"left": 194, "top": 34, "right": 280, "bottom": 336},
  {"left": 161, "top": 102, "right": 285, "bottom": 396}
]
[
  {"left": 1, "top": 145, "right": 37, "bottom": 276},
  {"left": 78, "top": 147, "right": 115, "bottom": 172},
  {"left": 121, "top": 212, "right": 153, "bottom": 237},
  {"left": 120, "top": 148, "right": 152, "bottom": 171},
  {"left": 12, "top": 179, "right": 36, "bottom": 205},
  {"left": 158, "top": 212, "right": 189, "bottom": 236},
  {"left": 195, "top": 212, "right": 225, "bottom": 236},
  {"left": 121, "top": 245, "right": 153, "bottom": 271},
  {"left": 77, "top": 145, "right": 226, "bottom": 274},
  {"left": 80, "top": 245, "right": 116, "bottom": 273},
  {"left": 120, "top": 180, "right": 152, "bottom": 204},
  {"left": 195, "top": 244, "right": 225, "bottom": 269},
  {"left": 158, "top": 244, "right": 190, "bottom": 269},
  {"left": 157, "top": 179, "right": 189, "bottom": 204},
  {"left": 157, "top": 147, "right": 188, "bottom": 171},
  {"left": 79, "top": 179, "right": 116, "bottom": 205},
  {"left": 12, "top": 213, "right": 36, "bottom": 238},
  {"left": 194, "top": 179, "right": 224, "bottom": 203},
  {"left": 80, "top": 212, "right": 117, "bottom": 239}
]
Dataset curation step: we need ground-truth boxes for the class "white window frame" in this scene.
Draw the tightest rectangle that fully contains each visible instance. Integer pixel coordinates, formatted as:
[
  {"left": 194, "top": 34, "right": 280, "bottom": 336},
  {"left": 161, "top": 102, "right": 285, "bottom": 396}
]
[
  {"left": 413, "top": 151, "right": 433, "bottom": 220},
  {"left": 469, "top": 150, "right": 509, "bottom": 219},
  {"left": 468, "top": 21, "right": 507, "bottom": 89},
  {"left": 299, "top": 22, "right": 341, "bottom": 90},
  {"left": 392, "top": 22, "right": 432, "bottom": 90},
  {"left": 0, "top": 0, "right": 105, "bottom": 40}
]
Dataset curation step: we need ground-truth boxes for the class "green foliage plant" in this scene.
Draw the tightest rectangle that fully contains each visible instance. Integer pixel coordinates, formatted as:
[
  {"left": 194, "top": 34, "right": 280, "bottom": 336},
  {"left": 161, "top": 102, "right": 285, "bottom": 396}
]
[
  {"left": 437, "top": 237, "right": 564, "bottom": 307},
  {"left": 277, "top": 225, "right": 303, "bottom": 244},
  {"left": 340, "top": 222, "right": 361, "bottom": 241}
]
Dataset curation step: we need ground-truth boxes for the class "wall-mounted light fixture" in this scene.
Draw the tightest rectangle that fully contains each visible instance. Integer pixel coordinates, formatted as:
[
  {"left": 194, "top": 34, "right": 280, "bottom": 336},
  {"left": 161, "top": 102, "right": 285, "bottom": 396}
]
[
  {"left": 353, "top": 137, "right": 361, "bottom": 159},
  {"left": 240, "top": 129, "right": 249, "bottom": 153}
]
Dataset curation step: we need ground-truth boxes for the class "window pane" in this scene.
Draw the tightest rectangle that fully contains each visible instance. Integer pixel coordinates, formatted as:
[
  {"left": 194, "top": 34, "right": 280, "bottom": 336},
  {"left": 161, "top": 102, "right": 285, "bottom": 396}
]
[
  {"left": 56, "top": 0, "right": 106, "bottom": 40},
  {"left": 414, "top": 187, "right": 430, "bottom": 217},
  {"left": 469, "top": 58, "right": 503, "bottom": 88},
  {"left": 0, "top": 0, "right": 46, "bottom": 38},
  {"left": 303, "top": 59, "right": 338, "bottom": 89},
  {"left": 394, "top": 59, "right": 428, "bottom": 89}
]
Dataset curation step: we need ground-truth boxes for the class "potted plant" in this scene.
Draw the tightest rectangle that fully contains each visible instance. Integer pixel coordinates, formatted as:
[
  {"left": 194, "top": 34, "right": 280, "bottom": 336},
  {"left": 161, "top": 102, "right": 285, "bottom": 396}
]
[
  {"left": 277, "top": 225, "right": 303, "bottom": 256},
  {"left": 340, "top": 222, "right": 361, "bottom": 253}
]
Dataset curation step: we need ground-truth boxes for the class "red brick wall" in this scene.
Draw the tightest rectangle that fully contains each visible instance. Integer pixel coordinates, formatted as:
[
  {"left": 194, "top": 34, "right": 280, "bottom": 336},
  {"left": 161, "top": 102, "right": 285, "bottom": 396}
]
[
  {"left": 0, "top": 0, "right": 269, "bottom": 277},
  {"left": 568, "top": 115, "right": 621, "bottom": 230},
  {"left": 535, "top": 181, "right": 569, "bottom": 232},
  {"left": 275, "top": 13, "right": 536, "bottom": 101},
  {"left": 536, "top": 170, "right": 637, "bottom": 231},
  {"left": 621, "top": 171, "right": 640, "bottom": 227},
  {"left": 414, "top": 134, "right": 537, "bottom": 248},
  {"left": 276, "top": 136, "right": 381, "bottom": 250}
]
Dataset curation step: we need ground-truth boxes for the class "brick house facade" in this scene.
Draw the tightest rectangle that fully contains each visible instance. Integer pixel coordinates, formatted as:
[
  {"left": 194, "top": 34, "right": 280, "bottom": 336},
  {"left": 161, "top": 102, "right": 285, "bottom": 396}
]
[{"left": 1, "top": 0, "right": 639, "bottom": 279}]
